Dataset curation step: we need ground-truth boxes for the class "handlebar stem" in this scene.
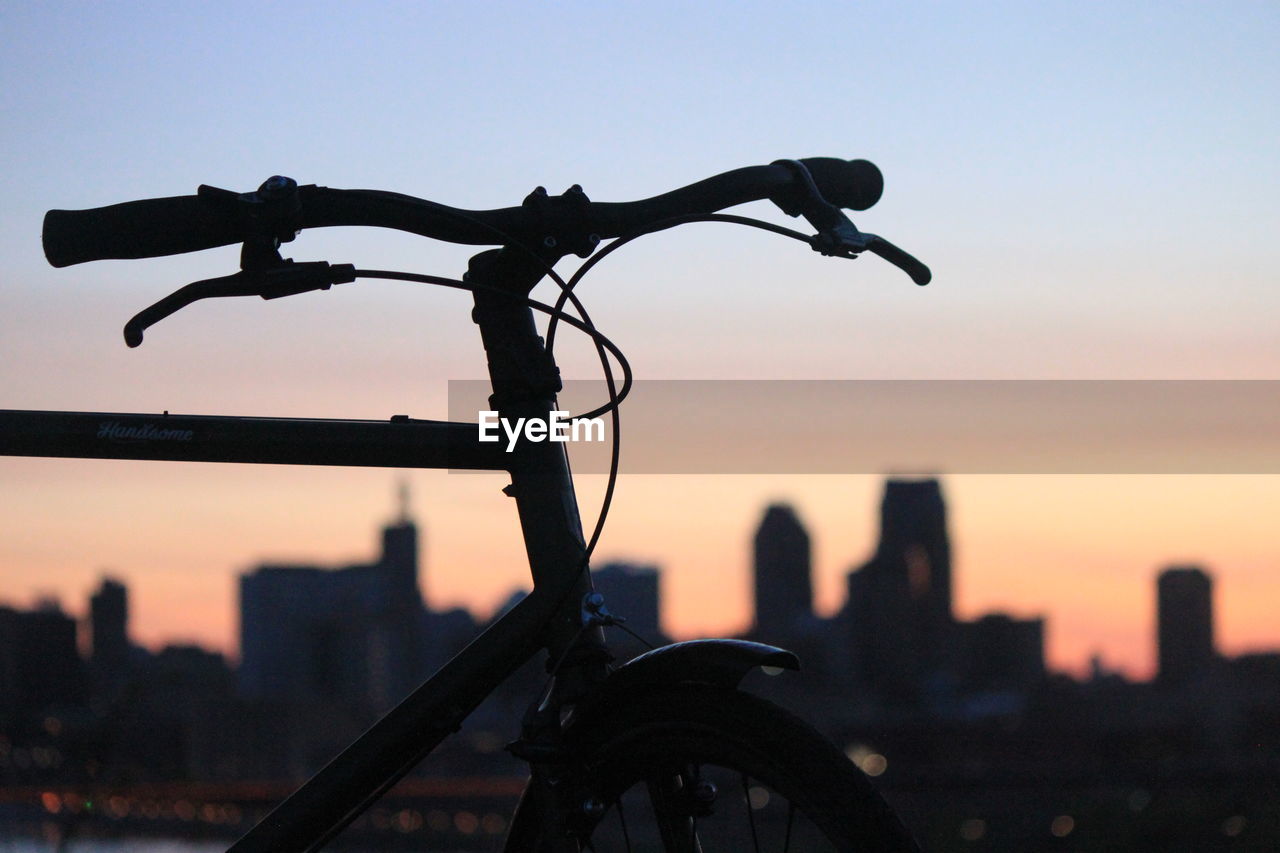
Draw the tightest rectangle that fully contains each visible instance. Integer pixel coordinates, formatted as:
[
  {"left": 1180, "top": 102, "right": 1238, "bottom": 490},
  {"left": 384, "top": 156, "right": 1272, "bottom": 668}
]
[
  {"left": 198, "top": 175, "right": 304, "bottom": 248},
  {"left": 465, "top": 247, "right": 608, "bottom": 680}
]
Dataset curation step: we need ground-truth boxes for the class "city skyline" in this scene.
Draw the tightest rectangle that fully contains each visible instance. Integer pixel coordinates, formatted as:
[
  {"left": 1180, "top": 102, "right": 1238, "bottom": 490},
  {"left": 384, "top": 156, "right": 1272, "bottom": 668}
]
[
  {"left": 7, "top": 478, "right": 1274, "bottom": 849},
  {"left": 4, "top": 476, "right": 1274, "bottom": 682},
  {"left": 3, "top": 2, "right": 1278, "bottom": 685}
]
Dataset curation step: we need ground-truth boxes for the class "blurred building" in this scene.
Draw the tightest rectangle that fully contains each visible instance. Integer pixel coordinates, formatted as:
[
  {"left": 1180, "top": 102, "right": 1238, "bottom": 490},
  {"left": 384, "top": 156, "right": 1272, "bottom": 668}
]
[
  {"left": 1156, "top": 565, "right": 1216, "bottom": 686},
  {"left": 592, "top": 561, "right": 663, "bottom": 642},
  {"left": 957, "top": 613, "right": 1046, "bottom": 692},
  {"left": 0, "top": 606, "right": 21, "bottom": 730},
  {"left": 239, "top": 486, "right": 427, "bottom": 713},
  {"left": 752, "top": 504, "right": 813, "bottom": 643},
  {"left": 846, "top": 478, "right": 954, "bottom": 699},
  {"left": 238, "top": 565, "right": 334, "bottom": 699},
  {"left": 0, "top": 600, "right": 86, "bottom": 726},
  {"left": 380, "top": 481, "right": 422, "bottom": 607},
  {"left": 89, "top": 576, "right": 132, "bottom": 690}
]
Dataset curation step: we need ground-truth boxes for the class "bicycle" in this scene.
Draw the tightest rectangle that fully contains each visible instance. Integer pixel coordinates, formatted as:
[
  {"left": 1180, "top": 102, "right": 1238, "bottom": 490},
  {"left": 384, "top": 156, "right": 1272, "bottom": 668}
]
[{"left": 4, "top": 157, "right": 931, "bottom": 851}]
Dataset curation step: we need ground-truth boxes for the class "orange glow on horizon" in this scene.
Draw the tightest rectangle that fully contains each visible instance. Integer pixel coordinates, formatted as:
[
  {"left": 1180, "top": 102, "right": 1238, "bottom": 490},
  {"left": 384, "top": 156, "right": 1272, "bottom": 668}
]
[{"left": 2, "top": 464, "right": 1277, "bottom": 682}]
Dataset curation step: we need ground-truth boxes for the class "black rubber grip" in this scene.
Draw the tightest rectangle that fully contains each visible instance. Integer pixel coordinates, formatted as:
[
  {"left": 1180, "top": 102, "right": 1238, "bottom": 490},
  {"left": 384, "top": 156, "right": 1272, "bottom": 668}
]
[
  {"left": 43, "top": 195, "right": 242, "bottom": 268},
  {"left": 800, "top": 157, "right": 883, "bottom": 211}
]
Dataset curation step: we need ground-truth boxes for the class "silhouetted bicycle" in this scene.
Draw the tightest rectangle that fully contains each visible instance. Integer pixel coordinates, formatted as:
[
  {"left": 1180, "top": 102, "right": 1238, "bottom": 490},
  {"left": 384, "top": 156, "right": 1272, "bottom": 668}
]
[{"left": 3, "top": 157, "right": 930, "bottom": 851}]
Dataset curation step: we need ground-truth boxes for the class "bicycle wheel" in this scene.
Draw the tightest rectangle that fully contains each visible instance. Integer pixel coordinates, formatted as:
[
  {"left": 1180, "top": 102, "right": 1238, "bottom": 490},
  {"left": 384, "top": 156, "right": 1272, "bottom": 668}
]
[{"left": 505, "top": 683, "right": 920, "bottom": 852}]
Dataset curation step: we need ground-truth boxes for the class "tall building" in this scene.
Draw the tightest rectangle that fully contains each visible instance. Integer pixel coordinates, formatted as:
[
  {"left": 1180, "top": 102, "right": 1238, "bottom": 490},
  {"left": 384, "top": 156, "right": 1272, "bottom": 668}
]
[
  {"left": 90, "top": 577, "right": 131, "bottom": 687},
  {"left": 753, "top": 504, "right": 813, "bottom": 642},
  {"left": 957, "top": 613, "right": 1046, "bottom": 692},
  {"left": 0, "top": 607, "right": 22, "bottom": 729},
  {"left": 875, "top": 478, "right": 952, "bottom": 623},
  {"left": 239, "top": 486, "right": 426, "bottom": 713},
  {"left": 381, "top": 480, "right": 422, "bottom": 607},
  {"left": 846, "top": 478, "right": 954, "bottom": 698},
  {"left": 592, "top": 561, "right": 663, "bottom": 642},
  {"left": 0, "top": 601, "right": 86, "bottom": 718},
  {"left": 1157, "top": 565, "right": 1215, "bottom": 686},
  {"left": 238, "top": 565, "right": 332, "bottom": 700}
]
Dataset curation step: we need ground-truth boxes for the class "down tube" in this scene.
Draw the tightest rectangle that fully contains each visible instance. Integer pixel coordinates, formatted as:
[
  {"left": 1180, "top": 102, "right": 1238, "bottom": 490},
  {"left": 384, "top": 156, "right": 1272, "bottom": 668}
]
[{"left": 227, "top": 577, "right": 570, "bottom": 853}]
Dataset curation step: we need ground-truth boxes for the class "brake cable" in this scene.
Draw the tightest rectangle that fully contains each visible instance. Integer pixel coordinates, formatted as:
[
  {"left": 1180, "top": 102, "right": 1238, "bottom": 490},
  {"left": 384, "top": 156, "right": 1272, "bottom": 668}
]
[
  {"left": 544, "top": 212, "right": 816, "bottom": 355},
  {"left": 349, "top": 267, "right": 629, "bottom": 567},
  {"left": 364, "top": 202, "right": 631, "bottom": 571}
]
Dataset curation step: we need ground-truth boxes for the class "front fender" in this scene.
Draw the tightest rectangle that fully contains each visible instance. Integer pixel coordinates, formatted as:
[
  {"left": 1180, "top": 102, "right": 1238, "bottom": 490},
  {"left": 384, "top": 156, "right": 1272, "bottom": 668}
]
[
  {"left": 588, "top": 638, "right": 799, "bottom": 709},
  {"left": 502, "top": 640, "right": 801, "bottom": 850}
]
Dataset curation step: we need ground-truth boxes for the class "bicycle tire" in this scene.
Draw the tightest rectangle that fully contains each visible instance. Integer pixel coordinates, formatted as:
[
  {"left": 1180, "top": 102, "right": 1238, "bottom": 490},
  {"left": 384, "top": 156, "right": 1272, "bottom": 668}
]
[{"left": 504, "top": 683, "right": 921, "bottom": 852}]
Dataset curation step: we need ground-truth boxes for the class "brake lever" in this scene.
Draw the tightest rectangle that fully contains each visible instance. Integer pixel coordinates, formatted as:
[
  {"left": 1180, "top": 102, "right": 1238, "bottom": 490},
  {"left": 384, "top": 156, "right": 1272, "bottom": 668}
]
[
  {"left": 769, "top": 160, "right": 931, "bottom": 286},
  {"left": 123, "top": 261, "right": 355, "bottom": 347},
  {"left": 811, "top": 220, "right": 932, "bottom": 286},
  {"left": 863, "top": 234, "right": 932, "bottom": 286}
]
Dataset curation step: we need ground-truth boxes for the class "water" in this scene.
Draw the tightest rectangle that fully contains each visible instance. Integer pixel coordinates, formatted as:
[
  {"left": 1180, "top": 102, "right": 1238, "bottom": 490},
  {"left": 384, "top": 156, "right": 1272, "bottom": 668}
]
[
  {"left": 2, "top": 841, "right": 480, "bottom": 853},
  {"left": 1, "top": 843, "right": 226, "bottom": 853}
]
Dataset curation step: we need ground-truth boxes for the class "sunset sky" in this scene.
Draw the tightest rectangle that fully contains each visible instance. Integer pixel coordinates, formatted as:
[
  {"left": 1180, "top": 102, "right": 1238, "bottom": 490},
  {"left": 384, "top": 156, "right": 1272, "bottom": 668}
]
[{"left": 2, "top": 2, "right": 1278, "bottom": 679}]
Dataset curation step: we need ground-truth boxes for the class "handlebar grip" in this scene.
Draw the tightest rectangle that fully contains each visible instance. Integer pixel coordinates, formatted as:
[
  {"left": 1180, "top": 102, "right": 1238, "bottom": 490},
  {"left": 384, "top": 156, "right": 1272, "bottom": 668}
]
[
  {"left": 799, "top": 158, "right": 883, "bottom": 211},
  {"left": 43, "top": 195, "right": 242, "bottom": 268}
]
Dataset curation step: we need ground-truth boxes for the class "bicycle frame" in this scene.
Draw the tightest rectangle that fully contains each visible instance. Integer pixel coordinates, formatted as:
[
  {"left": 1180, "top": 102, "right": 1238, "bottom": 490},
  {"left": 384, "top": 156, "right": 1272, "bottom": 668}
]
[
  {"left": 6, "top": 158, "right": 928, "bottom": 852},
  {"left": 0, "top": 246, "right": 611, "bottom": 852}
]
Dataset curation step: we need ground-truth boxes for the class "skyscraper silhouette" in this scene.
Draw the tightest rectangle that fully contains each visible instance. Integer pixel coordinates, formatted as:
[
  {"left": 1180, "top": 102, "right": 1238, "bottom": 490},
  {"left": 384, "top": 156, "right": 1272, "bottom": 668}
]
[
  {"left": 1157, "top": 565, "right": 1215, "bottom": 686},
  {"left": 89, "top": 577, "right": 131, "bottom": 690},
  {"left": 592, "top": 561, "right": 663, "bottom": 642},
  {"left": 2, "top": 601, "right": 85, "bottom": 712},
  {"left": 847, "top": 478, "right": 954, "bottom": 698},
  {"left": 957, "top": 613, "right": 1046, "bottom": 691},
  {"left": 753, "top": 503, "right": 813, "bottom": 642},
  {"left": 90, "top": 578, "right": 128, "bottom": 660},
  {"left": 380, "top": 479, "right": 421, "bottom": 608},
  {"left": 239, "top": 484, "right": 426, "bottom": 712}
]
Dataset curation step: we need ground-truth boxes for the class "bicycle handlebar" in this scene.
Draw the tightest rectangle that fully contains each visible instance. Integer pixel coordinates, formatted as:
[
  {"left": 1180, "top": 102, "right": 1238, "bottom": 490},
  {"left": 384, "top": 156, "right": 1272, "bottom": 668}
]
[{"left": 42, "top": 158, "right": 884, "bottom": 268}]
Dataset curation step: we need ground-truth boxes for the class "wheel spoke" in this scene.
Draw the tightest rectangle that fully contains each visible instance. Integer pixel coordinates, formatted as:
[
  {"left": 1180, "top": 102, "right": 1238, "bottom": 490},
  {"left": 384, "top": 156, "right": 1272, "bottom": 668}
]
[
  {"left": 741, "top": 773, "right": 761, "bottom": 853},
  {"left": 616, "top": 793, "right": 631, "bottom": 853},
  {"left": 507, "top": 686, "right": 919, "bottom": 852}
]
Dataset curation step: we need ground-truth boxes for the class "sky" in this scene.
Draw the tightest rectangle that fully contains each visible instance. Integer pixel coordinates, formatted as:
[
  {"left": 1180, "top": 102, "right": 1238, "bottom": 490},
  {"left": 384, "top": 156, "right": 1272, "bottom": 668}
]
[{"left": 1, "top": 1, "right": 1278, "bottom": 679}]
